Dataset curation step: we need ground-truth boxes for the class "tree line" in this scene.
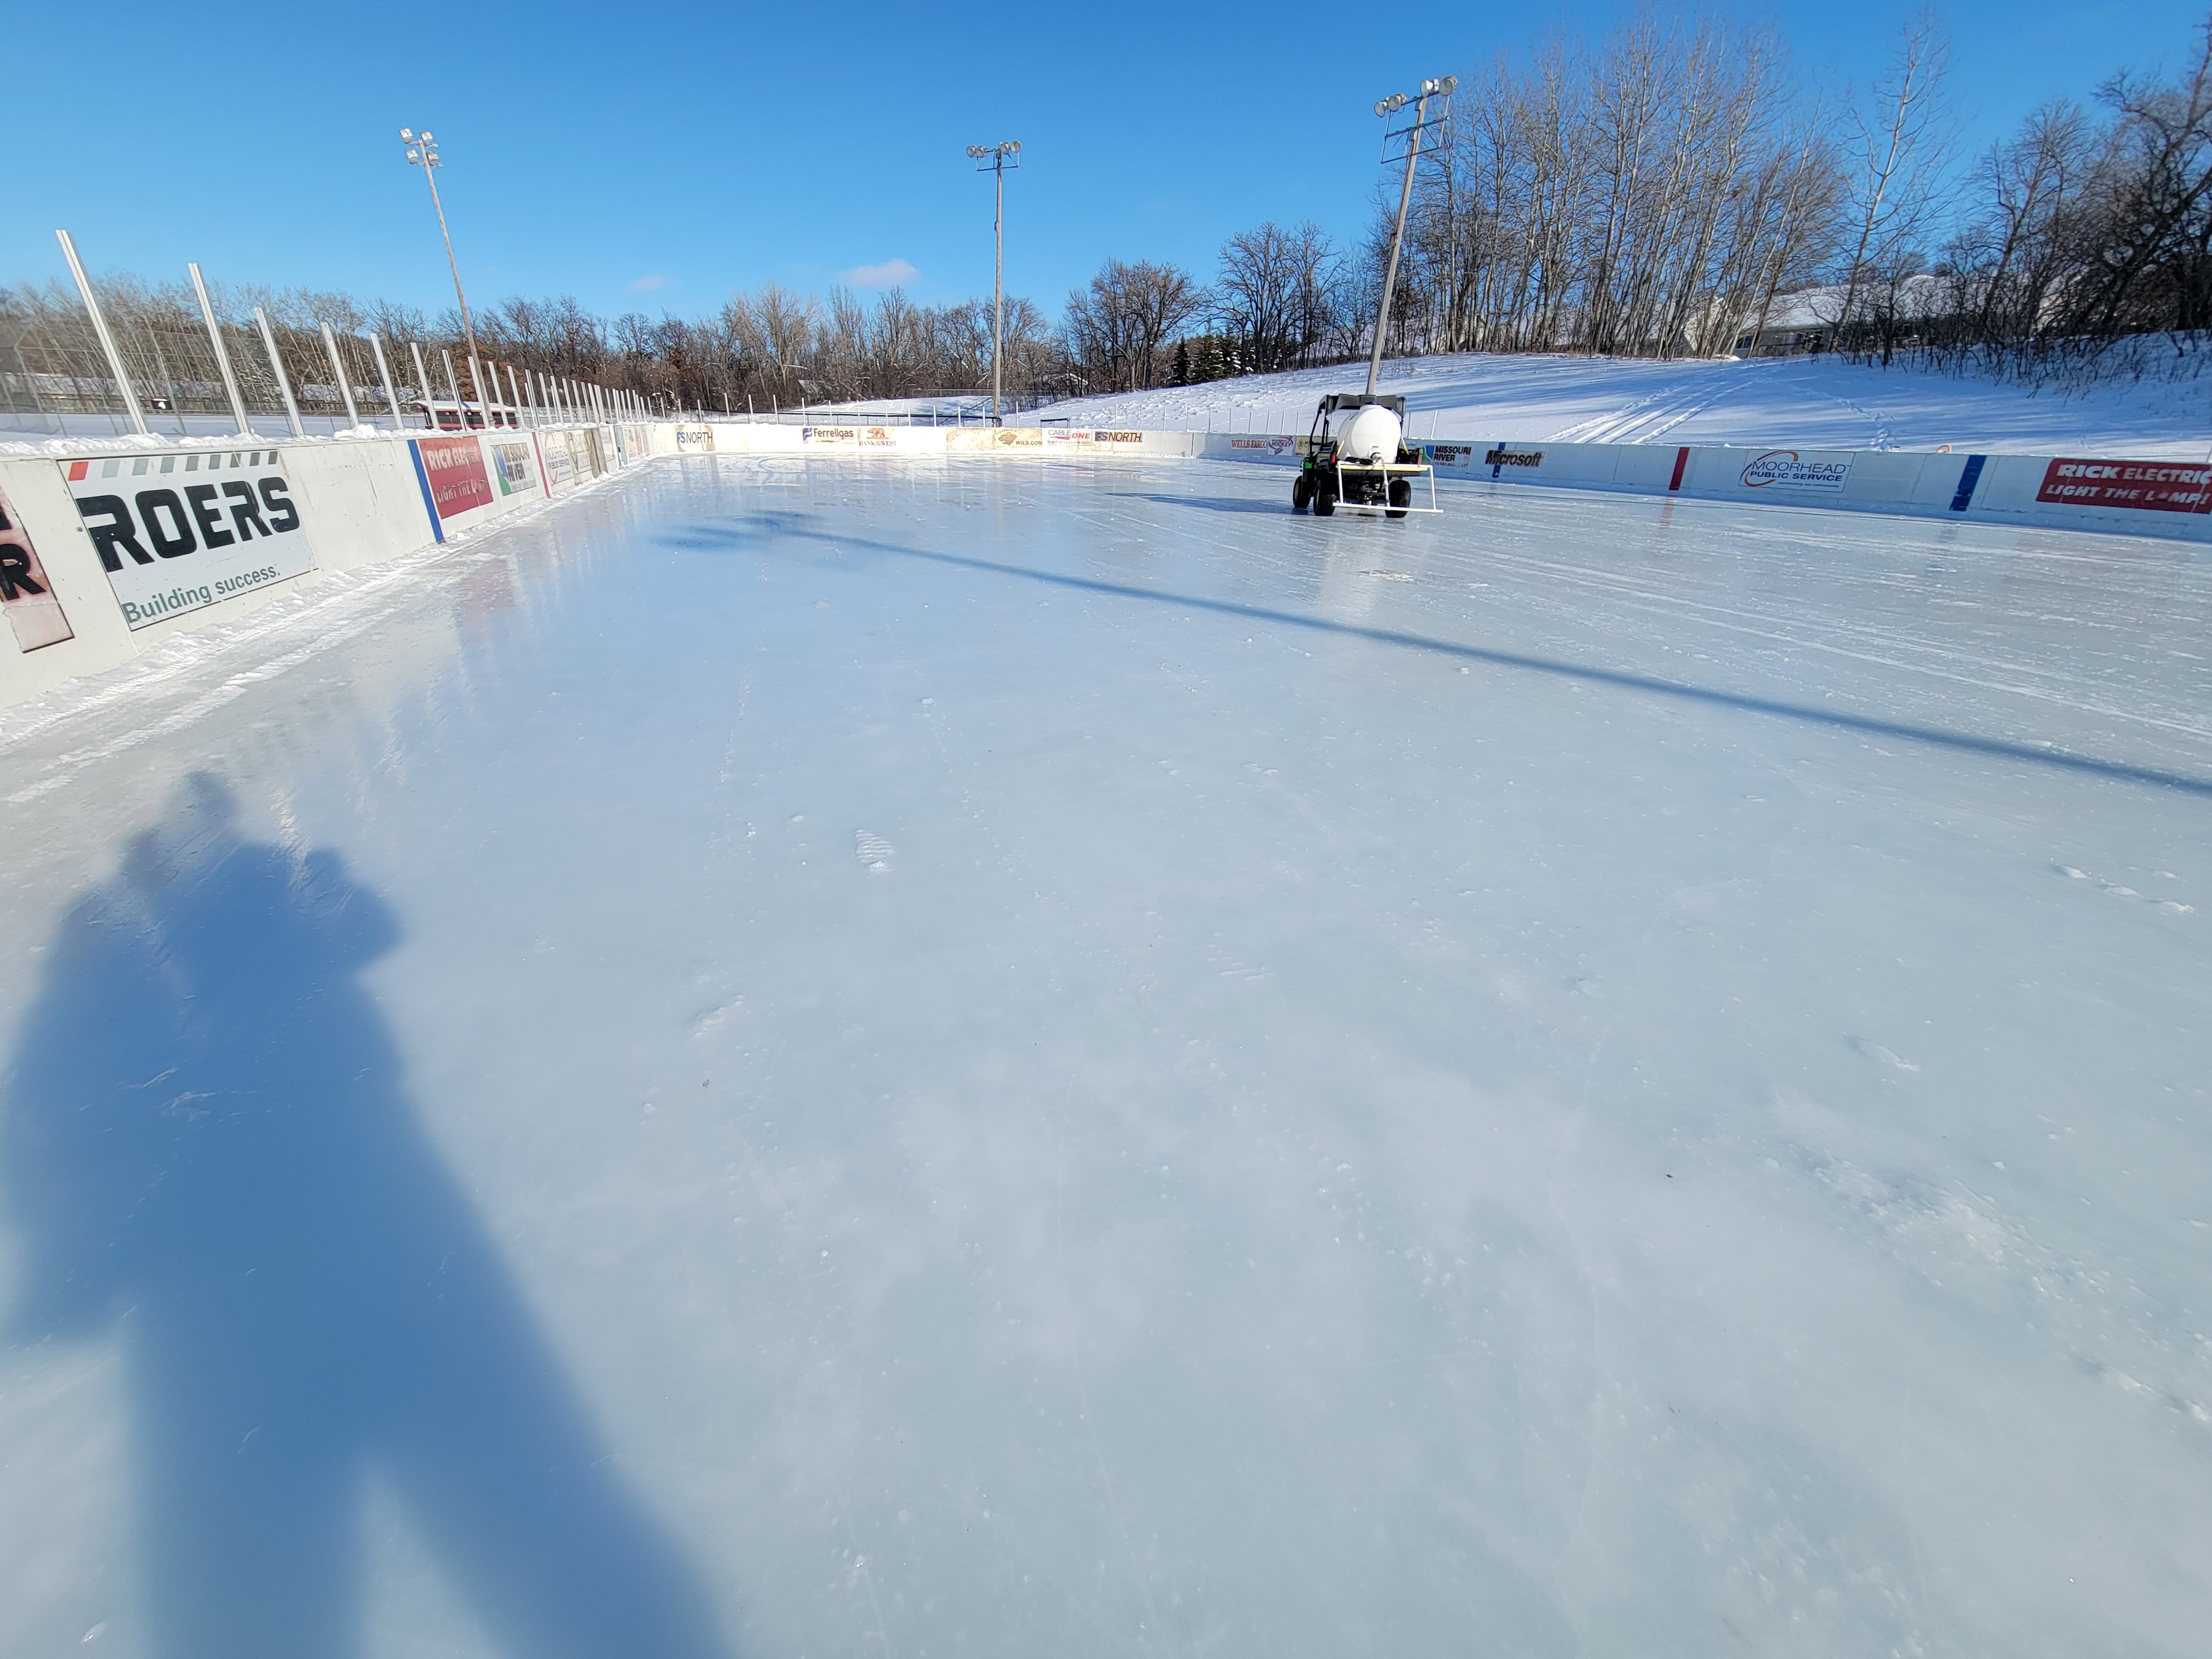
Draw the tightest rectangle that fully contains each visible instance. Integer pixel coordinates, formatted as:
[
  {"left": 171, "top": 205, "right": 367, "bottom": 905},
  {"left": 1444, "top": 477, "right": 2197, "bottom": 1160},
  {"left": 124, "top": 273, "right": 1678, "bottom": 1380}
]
[
  {"left": 5, "top": 8, "right": 2207, "bottom": 418},
  {"left": 1351, "top": 8, "right": 2211, "bottom": 379}
]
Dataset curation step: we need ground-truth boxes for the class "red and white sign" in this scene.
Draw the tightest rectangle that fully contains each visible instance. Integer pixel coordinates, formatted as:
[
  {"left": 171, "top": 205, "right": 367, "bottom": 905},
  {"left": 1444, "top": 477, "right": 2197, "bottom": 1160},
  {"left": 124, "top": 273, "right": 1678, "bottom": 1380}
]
[
  {"left": 416, "top": 435, "right": 493, "bottom": 518},
  {"left": 1, "top": 479, "right": 74, "bottom": 651},
  {"left": 2036, "top": 457, "right": 2212, "bottom": 514}
]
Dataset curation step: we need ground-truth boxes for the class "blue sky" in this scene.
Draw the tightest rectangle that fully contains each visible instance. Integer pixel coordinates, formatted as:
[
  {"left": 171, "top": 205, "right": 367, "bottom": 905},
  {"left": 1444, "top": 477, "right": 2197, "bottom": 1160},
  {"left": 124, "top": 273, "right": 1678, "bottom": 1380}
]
[{"left": 5, "top": 2, "right": 2205, "bottom": 324}]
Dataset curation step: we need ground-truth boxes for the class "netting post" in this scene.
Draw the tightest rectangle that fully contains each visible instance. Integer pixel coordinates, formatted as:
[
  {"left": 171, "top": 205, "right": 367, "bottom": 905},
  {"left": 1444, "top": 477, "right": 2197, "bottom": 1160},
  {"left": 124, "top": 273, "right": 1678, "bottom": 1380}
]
[
  {"left": 370, "top": 334, "right": 403, "bottom": 428},
  {"left": 187, "top": 263, "right": 252, "bottom": 436},
  {"left": 320, "top": 323, "right": 360, "bottom": 428},
  {"left": 56, "top": 229, "right": 148, "bottom": 435},
  {"left": 253, "top": 308, "right": 304, "bottom": 437}
]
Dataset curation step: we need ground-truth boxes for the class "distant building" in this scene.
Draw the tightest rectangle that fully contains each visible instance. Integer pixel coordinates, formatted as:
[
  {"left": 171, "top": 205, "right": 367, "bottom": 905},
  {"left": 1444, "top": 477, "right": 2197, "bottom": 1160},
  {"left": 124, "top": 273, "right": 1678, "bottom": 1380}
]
[{"left": 1732, "top": 275, "right": 1957, "bottom": 356}]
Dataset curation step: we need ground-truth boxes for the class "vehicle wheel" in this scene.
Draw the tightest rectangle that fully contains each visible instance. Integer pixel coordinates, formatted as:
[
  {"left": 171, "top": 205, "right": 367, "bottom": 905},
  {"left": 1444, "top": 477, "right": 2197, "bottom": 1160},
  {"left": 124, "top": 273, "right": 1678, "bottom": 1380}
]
[
  {"left": 1386, "top": 478, "right": 1412, "bottom": 519},
  {"left": 1313, "top": 487, "right": 1336, "bottom": 517},
  {"left": 1292, "top": 473, "right": 1313, "bottom": 513}
]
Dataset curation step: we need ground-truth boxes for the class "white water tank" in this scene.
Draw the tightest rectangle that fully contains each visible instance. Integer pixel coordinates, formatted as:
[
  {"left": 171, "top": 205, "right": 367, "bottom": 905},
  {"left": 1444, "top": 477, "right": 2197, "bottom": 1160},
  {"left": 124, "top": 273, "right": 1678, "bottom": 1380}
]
[{"left": 1336, "top": 403, "right": 1403, "bottom": 464}]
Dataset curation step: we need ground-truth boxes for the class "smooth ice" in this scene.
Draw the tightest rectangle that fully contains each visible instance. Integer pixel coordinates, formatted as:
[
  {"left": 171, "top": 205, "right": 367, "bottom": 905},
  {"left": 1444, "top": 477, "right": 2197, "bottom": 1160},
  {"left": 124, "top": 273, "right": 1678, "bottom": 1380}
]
[{"left": 2, "top": 455, "right": 2208, "bottom": 1658}]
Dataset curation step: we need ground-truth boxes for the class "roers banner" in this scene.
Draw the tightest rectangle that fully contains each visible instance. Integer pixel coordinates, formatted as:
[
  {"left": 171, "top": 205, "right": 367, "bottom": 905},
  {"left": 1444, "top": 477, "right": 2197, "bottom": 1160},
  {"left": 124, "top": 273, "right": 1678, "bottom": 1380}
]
[{"left": 61, "top": 448, "right": 315, "bottom": 630}]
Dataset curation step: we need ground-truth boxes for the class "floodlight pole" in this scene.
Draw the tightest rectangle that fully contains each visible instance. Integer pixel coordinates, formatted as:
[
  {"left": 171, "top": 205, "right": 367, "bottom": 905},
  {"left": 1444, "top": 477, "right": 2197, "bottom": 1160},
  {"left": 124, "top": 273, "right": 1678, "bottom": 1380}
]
[
  {"left": 401, "top": 127, "right": 488, "bottom": 422},
  {"left": 994, "top": 162, "right": 1004, "bottom": 421},
  {"left": 967, "top": 141, "right": 1020, "bottom": 423},
  {"left": 1365, "top": 77, "right": 1454, "bottom": 399}
]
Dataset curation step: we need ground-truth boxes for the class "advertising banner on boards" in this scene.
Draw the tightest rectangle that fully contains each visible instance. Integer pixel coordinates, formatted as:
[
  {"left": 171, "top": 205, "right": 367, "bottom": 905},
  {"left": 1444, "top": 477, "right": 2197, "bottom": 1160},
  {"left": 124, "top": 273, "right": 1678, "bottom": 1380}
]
[
  {"left": 489, "top": 440, "right": 537, "bottom": 496},
  {"left": 1, "top": 480, "right": 74, "bottom": 651},
  {"left": 1739, "top": 449, "right": 1853, "bottom": 492},
  {"left": 2035, "top": 457, "right": 2212, "bottom": 514},
  {"left": 946, "top": 428, "right": 1044, "bottom": 452},
  {"left": 537, "top": 432, "right": 577, "bottom": 492},
  {"left": 416, "top": 435, "right": 493, "bottom": 517},
  {"left": 60, "top": 448, "right": 315, "bottom": 630},
  {"left": 674, "top": 424, "right": 715, "bottom": 454}
]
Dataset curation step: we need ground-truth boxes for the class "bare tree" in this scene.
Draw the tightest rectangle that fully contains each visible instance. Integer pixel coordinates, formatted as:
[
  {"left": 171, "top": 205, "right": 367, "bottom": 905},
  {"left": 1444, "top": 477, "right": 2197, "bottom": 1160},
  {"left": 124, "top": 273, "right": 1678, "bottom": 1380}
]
[
  {"left": 1215, "top": 222, "right": 1341, "bottom": 372},
  {"left": 1833, "top": 12, "right": 1957, "bottom": 357},
  {"left": 1063, "top": 259, "right": 1202, "bottom": 391},
  {"left": 2073, "top": 18, "right": 2212, "bottom": 337}
]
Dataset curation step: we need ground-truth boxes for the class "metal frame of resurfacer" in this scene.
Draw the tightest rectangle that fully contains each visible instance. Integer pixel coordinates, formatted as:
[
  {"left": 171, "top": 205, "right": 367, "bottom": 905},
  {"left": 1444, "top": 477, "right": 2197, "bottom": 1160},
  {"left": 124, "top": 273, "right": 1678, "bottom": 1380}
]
[{"left": 1321, "top": 454, "right": 1442, "bottom": 516}]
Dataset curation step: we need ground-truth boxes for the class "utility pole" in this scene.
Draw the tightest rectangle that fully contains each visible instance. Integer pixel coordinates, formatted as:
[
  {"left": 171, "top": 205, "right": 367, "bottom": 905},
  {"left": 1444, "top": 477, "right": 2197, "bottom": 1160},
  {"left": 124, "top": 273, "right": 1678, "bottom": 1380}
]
[
  {"left": 401, "top": 127, "right": 492, "bottom": 426},
  {"left": 1366, "top": 78, "right": 1454, "bottom": 398},
  {"left": 966, "top": 142, "right": 1020, "bottom": 423}
]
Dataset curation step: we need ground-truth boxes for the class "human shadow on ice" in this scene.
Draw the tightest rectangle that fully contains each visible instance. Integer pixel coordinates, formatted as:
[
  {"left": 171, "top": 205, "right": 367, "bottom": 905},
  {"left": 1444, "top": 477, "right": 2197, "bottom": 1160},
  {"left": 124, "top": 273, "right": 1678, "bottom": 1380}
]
[{"left": 2, "top": 775, "right": 725, "bottom": 1659}]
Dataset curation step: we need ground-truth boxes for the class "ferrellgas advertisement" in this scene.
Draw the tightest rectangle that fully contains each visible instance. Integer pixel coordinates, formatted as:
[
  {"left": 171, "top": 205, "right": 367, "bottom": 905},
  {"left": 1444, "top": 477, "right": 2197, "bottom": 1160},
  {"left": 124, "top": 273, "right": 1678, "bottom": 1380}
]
[
  {"left": 2036, "top": 457, "right": 2212, "bottom": 514},
  {"left": 1739, "top": 449, "right": 1853, "bottom": 492},
  {"left": 416, "top": 435, "right": 493, "bottom": 518},
  {"left": 60, "top": 448, "right": 315, "bottom": 631},
  {"left": 1, "top": 479, "right": 74, "bottom": 651}
]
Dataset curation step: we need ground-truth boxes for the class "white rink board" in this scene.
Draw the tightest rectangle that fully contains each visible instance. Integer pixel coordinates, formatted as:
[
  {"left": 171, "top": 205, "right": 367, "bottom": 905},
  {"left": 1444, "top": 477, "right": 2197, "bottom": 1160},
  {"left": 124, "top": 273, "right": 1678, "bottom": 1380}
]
[{"left": 0, "top": 458, "right": 2207, "bottom": 1659}]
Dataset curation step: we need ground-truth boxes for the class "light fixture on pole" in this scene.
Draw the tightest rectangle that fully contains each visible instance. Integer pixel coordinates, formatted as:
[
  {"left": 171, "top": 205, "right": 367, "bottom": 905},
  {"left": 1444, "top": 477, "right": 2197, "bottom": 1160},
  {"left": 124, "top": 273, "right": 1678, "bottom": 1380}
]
[
  {"left": 400, "top": 126, "right": 491, "bottom": 427},
  {"left": 1365, "top": 77, "right": 1454, "bottom": 398},
  {"left": 965, "top": 140, "right": 1020, "bottom": 424}
]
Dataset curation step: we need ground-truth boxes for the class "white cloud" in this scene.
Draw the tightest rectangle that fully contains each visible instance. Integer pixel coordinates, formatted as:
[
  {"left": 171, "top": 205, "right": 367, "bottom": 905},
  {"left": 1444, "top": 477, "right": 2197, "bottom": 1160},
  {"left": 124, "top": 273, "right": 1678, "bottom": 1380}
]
[
  {"left": 843, "top": 258, "right": 919, "bottom": 290},
  {"left": 628, "top": 274, "right": 669, "bottom": 292}
]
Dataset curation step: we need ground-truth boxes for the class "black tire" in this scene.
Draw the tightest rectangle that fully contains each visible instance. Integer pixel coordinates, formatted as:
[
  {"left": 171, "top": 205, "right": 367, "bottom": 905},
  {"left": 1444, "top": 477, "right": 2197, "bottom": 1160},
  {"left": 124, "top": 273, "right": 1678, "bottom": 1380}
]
[
  {"left": 1292, "top": 472, "right": 1313, "bottom": 513},
  {"left": 1386, "top": 477, "right": 1412, "bottom": 519},
  {"left": 1313, "top": 486, "right": 1336, "bottom": 517}
]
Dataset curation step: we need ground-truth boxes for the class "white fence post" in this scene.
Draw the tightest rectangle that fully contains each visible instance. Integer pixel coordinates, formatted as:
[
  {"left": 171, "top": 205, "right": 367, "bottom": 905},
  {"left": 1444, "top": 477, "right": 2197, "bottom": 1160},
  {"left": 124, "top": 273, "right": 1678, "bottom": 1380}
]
[
  {"left": 370, "top": 333, "right": 403, "bottom": 428},
  {"left": 188, "top": 261, "right": 252, "bottom": 436},
  {"left": 56, "top": 229, "right": 149, "bottom": 436},
  {"left": 320, "top": 322, "right": 360, "bottom": 428},
  {"left": 253, "top": 307, "right": 304, "bottom": 437},
  {"left": 409, "top": 341, "right": 434, "bottom": 429}
]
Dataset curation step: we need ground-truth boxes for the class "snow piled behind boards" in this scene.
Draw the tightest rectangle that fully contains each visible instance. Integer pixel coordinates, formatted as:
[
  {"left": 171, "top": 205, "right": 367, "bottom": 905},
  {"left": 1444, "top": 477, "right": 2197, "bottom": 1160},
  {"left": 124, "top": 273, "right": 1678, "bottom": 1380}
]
[
  {"left": 1037, "top": 349, "right": 2212, "bottom": 459},
  {"left": 0, "top": 457, "right": 2208, "bottom": 1658}
]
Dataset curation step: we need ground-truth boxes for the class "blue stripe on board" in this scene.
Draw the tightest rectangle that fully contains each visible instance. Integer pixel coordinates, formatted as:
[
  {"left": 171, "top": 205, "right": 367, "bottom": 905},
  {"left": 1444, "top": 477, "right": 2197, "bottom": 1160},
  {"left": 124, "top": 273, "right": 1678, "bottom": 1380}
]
[
  {"left": 408, "top": 440, "right": 445, "bottom": 543},
  {"left": 1950, "top": 454, "right": 1988, "bottom": 512}
]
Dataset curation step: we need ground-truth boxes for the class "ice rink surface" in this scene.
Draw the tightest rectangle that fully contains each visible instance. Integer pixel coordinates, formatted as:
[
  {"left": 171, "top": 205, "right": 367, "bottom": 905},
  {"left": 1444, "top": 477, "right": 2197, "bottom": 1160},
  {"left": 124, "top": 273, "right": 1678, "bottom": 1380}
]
[{"left": 2, "top": 455, "right": 2208, "bottom": 1657}]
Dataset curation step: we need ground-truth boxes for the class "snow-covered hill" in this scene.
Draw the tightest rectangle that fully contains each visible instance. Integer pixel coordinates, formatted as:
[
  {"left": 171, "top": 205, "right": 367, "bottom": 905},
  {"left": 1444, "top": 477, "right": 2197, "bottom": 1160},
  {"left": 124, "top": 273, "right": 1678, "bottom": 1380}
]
[{"left": 1025, "top": 351, "right": 2212, "bottom": 460}]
